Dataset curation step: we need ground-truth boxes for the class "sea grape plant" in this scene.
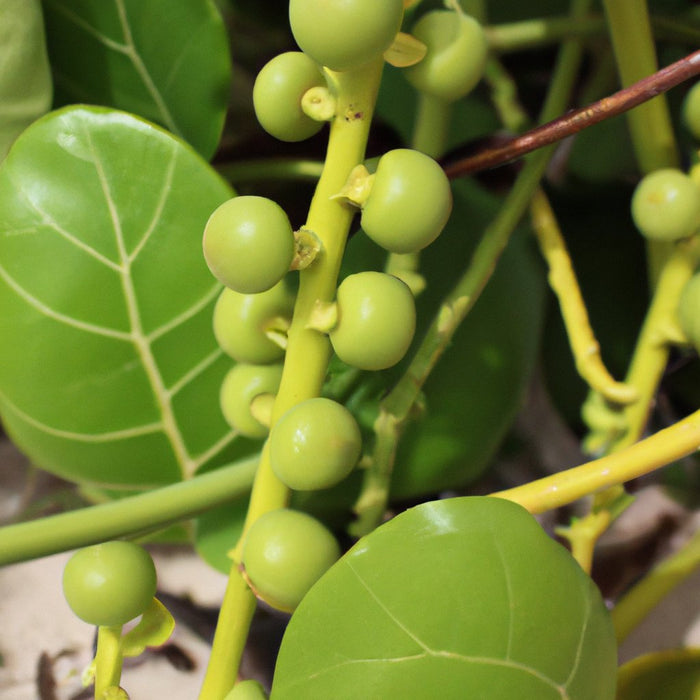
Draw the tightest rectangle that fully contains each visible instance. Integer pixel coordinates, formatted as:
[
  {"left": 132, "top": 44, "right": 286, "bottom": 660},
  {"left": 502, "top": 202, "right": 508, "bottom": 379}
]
[{"left": 1, "top": 0, "right": 700, "bottom": 698}]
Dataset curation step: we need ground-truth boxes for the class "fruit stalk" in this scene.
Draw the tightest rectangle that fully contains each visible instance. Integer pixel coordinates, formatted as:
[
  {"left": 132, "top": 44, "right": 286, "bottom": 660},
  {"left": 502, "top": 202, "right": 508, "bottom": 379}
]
[{"left": 200, "top": 57, "right": 386, "bottom": 699}]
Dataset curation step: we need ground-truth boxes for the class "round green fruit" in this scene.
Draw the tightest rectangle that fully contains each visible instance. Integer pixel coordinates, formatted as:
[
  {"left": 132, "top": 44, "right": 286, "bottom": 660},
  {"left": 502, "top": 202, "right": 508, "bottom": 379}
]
[
  {"left": 269, "top": 397, "right": 362, "bottom": 490},
  {"left": 404, "top": 10, "right": 488, "bottom": 102},
  {"left": 224, "top": 679, "right": 267, "bottom": 699},
  {"left": 361, "top": 149, "right": 452, "bottom": 254},
  {"left": 330, "top": 272, "right": 416, "bottom": 370},
  {"left": 220, "top": 363, "right": 284, "bottom": 439},
  {"left": 253, "top": 52, "right": 326, "bottom": 142},
  {"left": 683, "top": 81, "right": 700, "bottom": 140},
  {"left": 631, "top": 168, "right": 700, "bottom": 241},
  {"left": 213, "top": 281, "right": 295, "bottom": 364},
  {"left": 62, "top": 541, "right": 157, "bottom": 627},
  {"left": 203, "top": 196, "right": 295, "bottom": 294},
  {"left": 242, "top": 509, "right": 340, "bottom": 612},
  {"left": 289, "top": 0, "right": 404, "bottom": 72}
]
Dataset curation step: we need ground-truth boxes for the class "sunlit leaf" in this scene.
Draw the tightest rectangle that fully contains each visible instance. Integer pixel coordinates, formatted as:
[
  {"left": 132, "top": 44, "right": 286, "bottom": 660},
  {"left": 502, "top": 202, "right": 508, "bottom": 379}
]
[
  {"left": 42, "top": 0, "right": 231, "bottom": 159},
  {"left": 0, "top": 106, "right": 238, "bottom": 487},
  {"left": 272, "top": 497, "right": 617, "bottom": 699},
  {"left": 617, "top": 648, "right": 700, "bottom": 699},
  {"left": 0, "top": 0, "right": 52, "bottom": 159}
]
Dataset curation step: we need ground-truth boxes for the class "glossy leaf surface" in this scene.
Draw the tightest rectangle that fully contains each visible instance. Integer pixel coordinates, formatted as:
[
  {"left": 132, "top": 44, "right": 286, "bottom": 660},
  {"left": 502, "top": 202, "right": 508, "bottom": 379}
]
[
  {"left": 0, "top": 0, "right": 52, "bottom": 159},
  {"left": 272, "top": 497, "right": 617, "bottom": 699},
  {"left": 0, "top": 106, "right": 236, "bottom": 487},
  {"left": 42, "top": 0, "right": 231, "bottom": 158}
]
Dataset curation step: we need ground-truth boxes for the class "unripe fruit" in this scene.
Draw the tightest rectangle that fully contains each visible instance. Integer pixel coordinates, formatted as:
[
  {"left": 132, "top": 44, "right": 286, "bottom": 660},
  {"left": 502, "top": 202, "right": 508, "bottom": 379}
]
[
  {"left": 330, "top": 272, "right": 416, "bottom": 370},
  {"left": 361, "top": 149, "right": 452, "bottom": 254},
  {"left": 62, "top": 541, "right": 157, "bottom": 627},
  {"left": 289, "top": 0, "right": 404, "bottom": 72},
  {"left": 220, "top": 363, "right": 284, "bottom": 438},
  {"left": 213, "top": 282, "right": 295, "bottom": 364},
  {"left": 631, "top": 168, "right": 700, "bottom": 241},
  {"left": 203, "top": 196, "right": 295, "bottom": 294},
  {"left": 253, "top": 52, "right": 326, "bottom": 142},
  {"left": 270, "top": 397, "right": 362, "bottom": 490},
  {"left": 242, "top": 509, "right": 340, "bottom": 612},
  {"left": 404, "top": 10, "right": 488, "bottom": 102}
]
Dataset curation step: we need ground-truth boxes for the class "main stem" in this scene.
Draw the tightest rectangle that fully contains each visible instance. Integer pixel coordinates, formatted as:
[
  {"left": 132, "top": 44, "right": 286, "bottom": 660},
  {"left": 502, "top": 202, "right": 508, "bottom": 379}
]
[{"left": 199, "top": 58, "right": 385, "bottom": 700}]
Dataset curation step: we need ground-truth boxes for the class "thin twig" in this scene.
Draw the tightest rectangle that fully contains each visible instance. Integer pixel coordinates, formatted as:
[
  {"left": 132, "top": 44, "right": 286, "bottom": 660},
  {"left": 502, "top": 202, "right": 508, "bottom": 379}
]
[{"left": 445, "top": 49, "right": 700, "bottom": 178}]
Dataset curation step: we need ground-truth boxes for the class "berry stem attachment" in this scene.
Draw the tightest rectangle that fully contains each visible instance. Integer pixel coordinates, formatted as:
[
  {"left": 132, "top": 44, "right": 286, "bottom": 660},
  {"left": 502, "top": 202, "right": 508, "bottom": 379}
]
[{"left": 94, "top": 625, "right": 124, "bottom": 699}]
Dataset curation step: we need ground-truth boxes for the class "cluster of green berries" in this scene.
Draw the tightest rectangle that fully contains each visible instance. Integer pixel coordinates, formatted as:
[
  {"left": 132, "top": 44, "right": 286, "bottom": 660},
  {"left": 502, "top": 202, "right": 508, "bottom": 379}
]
[{"left": 200, "top": 0, "right": 490, "bottom": 615}]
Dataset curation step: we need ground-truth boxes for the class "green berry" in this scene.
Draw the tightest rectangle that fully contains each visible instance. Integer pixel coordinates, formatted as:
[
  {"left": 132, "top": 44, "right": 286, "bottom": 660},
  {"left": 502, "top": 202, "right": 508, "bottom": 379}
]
[
  {"left": 270, "top": 397, "right": 362, "bottom": 491},
  {"left": 213, "top": 282, "right": 295, "bottom": 364},
  {"left": 683, "top": 82, "right": 700, "bottom": 140},
  {"left": 203, "top": 196, "right": 295, "bottom": 294},
  {"left": 62, "top": 541, "right": 157, "bottom": 627},
  {"left": 361, "top": 149, "right": 452, "bottom": 254},
  {"left": 289, "top": 0, "right": 404, "bottom": 72},
  {"left": 631, "top": 168, "right": 700, "bottom": 241},
  {"left": 220, "top": 363, "right": 283, "bottom": 439},
  {"left": 404, "top": 10, "right": 488, "bottom": 102},
  {"left": 242, "top": 509, "right": 340, "bottom": 612},
  {"left": 330, "top": 272, "right": 416, "bottom": 370},
  {"left": 253, "top": 52, "right": 326, "bottom": 142}
]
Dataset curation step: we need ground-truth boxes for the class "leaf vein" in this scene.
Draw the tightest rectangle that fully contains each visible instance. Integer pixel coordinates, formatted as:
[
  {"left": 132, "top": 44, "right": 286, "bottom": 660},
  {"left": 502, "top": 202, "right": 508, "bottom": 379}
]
[
  {"left": 0, "top": 391, "right": 162, "bottom": 442},
  {"left": 128, "top": 146, "right": 178, "bottom": 262},
  {"left": 115, "top": 0, "right": 181, "bottom": 136},
  {"left": 0, "top": 263, "right": 132, "bottom": 340}
]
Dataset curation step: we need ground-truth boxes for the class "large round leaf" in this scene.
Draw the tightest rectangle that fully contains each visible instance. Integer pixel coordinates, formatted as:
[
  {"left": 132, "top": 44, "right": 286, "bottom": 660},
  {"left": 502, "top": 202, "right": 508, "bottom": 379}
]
[
  {"left": 272, "top": 497, "right": 617, "bottom": 699},
  {"left": 0, "top": 106, "right": 237, "bottom": 487},
  {"left": 0, "top": 0, "right": 52, "bottom": 160},
  {"left": 42, "top": 0, "right": 231, "bottom": 159}
]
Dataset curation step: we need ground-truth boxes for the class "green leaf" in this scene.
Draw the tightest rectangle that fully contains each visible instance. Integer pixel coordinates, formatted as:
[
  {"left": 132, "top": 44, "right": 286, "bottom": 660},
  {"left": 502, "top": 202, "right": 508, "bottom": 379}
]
[
  {"left": 0, "top": 0, "right": 53, "bottom": 160},
  {"left": 0, "top": 106, "right": 237, "bottom": 487},
  {"left": 272, "top": 497, "right": 617, "bottom": 699},
  {"left": 120, "top": 597, "right": 175, "bottom": 657},
  {"left": 42, "top": 0, "right": 232, "bottom": 159},
  {"left": 617, "top": 649, "right": 700, "bottom": 699}
]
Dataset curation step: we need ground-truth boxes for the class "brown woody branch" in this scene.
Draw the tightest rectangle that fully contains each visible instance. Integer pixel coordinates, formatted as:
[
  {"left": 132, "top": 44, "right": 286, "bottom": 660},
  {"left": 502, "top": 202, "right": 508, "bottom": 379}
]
[{"left": 445, "top": 49, "right": 700, "bottom": 179}]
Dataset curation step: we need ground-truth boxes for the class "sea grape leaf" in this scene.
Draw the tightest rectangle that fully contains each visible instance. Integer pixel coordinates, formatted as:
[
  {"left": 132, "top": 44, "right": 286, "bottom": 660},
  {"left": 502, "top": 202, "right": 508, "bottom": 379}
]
[
  {"left": 0, "top": 0, "right": 53, "bottom": 160},
  {"left": 0, "top": 105, "right": 238, "bottom": 487},
  {"left": 272, "top": 497, "right": 617, "bottom": 699},
  {"left": 42, "top": 0, "right": 231, "bottom": 159},
  {"left": 617, "top": 649, "right": 700, "bottom": 699}
]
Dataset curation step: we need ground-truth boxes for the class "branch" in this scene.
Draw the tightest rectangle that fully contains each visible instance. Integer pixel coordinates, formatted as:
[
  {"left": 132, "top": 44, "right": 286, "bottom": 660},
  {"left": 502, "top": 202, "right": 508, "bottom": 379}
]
[{"left": 445, "top": 49, "right": 700, "bottom": 178}]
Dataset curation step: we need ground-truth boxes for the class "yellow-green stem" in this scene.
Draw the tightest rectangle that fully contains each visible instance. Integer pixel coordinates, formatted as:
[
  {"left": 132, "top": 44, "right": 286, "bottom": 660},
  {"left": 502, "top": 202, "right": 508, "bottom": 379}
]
[
  {"left": 612, "top": 527, "right": 700, "bottom": 643},
  {"left": 602, "top": 0, "right": 679, "bottom": 173},
  {"left": 94, "top": 625, "right": 123, "bottom": 699},
  {"left": 611, "top": 240, "right": 700, "bottom": 451},
  {"left": 493, "top": 404, "right": 700, "bottom": 513},
  {"left": 530, "top": 189, "right": 637, "bottom": 405},
  {"left": 199, "top": 58, "right": 385, "bottom": 700}
]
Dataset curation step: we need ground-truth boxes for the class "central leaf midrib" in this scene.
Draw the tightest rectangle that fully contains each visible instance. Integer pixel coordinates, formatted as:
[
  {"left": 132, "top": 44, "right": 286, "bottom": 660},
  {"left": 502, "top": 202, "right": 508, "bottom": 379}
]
[{"left": 88, "top": 129, "right": 193, "bottom": 479}]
